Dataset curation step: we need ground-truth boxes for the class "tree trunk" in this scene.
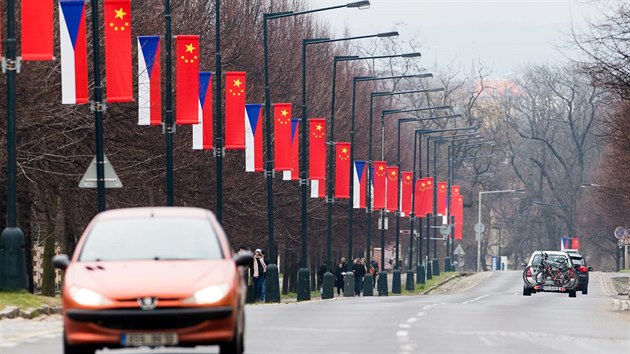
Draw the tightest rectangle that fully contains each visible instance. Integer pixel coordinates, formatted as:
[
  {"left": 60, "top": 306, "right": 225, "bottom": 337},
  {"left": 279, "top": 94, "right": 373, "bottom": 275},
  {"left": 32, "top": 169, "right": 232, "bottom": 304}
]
[{"left": 40, "top": 233, "right": 56, "bottom": 296}]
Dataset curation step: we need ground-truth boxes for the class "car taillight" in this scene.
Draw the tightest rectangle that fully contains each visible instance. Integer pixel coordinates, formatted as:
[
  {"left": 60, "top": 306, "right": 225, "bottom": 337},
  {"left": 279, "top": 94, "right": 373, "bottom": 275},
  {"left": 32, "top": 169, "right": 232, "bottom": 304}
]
[
  {"left": 577, "top": 266, "right": 587, "bottom": 273},
  {"left": 526, "top": 268, "right": 532, "bottom": 277}
]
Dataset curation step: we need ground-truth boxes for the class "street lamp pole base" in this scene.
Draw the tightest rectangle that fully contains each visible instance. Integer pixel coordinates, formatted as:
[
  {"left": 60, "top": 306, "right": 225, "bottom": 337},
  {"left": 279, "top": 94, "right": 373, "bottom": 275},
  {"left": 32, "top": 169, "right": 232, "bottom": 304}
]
[
  {"left": 362, "top": 274, "right": 373, "bottom": 296},
  {"left": 377, "top": 271, "right": 388, "bottom": 296},
  {"left": 405, "top": 270, "right": 415, "bottom": 291},
  {"left": 264, "top": 264, "right": 280, "bottom": 303},
  {"left": 416, "top": 264, "right": 425, "bottom": 284},
  {"left": 444, "top": 257, "right": 451, "bottom": 272},
  {"left": 321, "top": 272, "right": 334, "bottom": 299},
  {"left": 426, "top": 261, "right": 433, "bottom": 280},
  {"left": 297, "top": 268, "right": 310, "bottom": 301},
  {"left": 392, "top": 269, "right": 401, "bottom": 293},
  {"left": 432, "top": 258, "right": 440, "bottom": 276},
  {"left": 0, "top": 227, "right": 27, "bottom": 291}
]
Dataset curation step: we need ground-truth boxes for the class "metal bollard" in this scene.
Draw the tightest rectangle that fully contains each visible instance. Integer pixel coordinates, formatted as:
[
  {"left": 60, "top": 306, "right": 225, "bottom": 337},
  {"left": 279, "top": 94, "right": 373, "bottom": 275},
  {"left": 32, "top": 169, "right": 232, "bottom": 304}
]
[
  {"left": 321, "top": 271, "right": 334, "bottom": 299},
  {"left": 392, "top": 269, "right": 401, "bottom": 293},
  {"left": 343, "top": 272, "right": 355, "bottom": 297},
  {"left": 363, "top": 274, "right": 373, "bottom": 296},
  {"left": 377, "top": 271, "right": 388, "bottom": 296},
  {"left": 426, "top": 261, "right": 433, "bottom": 280},
  {"left": 0, "top": 228, "right": 27, "bottom": 291},
  {"left": 444, "top": 257, "right": 451, "bottom": 272},
  {"left": 264, "top": 264, "right": 280, "bottom": 303},
  {"left": 432, "top": 258, "right": 440, "bottom": 276},
  {"left": 246, "top": 282, "right": 256, "bottom": 304}
]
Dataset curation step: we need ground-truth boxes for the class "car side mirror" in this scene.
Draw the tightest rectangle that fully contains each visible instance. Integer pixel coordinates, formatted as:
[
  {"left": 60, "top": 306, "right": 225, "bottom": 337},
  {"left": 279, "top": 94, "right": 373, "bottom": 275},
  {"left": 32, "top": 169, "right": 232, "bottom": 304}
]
[
  {"left": 234, "top": 251, "right": 254, "bottom": 267},
  {"left": 52, "top": 254, "right": 70, "bottom": 270},
  {"left": 588, "top": 266, "right": 593, "bottom": 271},
  {"left": 520, "top": 262, "right": 527, "bottom": 267}
]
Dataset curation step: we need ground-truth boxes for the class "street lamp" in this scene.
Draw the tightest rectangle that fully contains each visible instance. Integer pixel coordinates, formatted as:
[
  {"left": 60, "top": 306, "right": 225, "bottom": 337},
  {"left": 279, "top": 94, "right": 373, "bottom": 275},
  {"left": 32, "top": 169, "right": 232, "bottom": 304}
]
[
  {"left": 477, "top": 189, "right": 526, "bottom": 271},
  {"left": 298, "top": 31, "right": 399, "bottom": 301},
  {"left": 262, "top": 1, "right": 370, "bottom": 302}
]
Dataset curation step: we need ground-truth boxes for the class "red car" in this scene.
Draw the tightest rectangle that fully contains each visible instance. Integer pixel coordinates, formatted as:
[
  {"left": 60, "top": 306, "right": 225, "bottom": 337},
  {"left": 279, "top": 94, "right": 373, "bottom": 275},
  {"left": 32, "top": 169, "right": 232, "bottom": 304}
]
[{"left": 53, "top": 207, "right": 252, "bottom": 354}]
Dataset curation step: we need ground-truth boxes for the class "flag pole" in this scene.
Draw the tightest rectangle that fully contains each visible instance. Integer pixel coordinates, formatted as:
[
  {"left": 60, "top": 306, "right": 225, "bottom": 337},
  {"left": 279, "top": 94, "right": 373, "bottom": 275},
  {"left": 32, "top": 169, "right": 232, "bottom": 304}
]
[
  {"left": 214, "top": 0, "right": 224, "bottom": 224},
  {"left": 164, "top": 0, "right": 174, "bottom": 206},
  {"left": 89, "top": 0, "right": 106, "bottom": 211}
]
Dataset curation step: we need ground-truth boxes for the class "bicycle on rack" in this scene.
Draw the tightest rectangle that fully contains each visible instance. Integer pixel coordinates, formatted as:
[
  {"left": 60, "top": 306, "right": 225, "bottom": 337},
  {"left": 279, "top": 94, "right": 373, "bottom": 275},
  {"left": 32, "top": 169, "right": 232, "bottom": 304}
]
[{"left": 523, "top": 252, "right": 578, "bottom": 290}]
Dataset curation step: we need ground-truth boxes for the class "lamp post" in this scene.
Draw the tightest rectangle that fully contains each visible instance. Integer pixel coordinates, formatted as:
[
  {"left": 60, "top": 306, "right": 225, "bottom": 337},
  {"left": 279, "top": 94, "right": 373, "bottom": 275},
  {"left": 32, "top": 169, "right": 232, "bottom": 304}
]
[
  {"left": 1, "top": 0, "right": 27, "bottom": 290},
  {"left": 215, "top": 0, "right": 223, "bottom": 223},
  {"left": 477, "top": 189, "right": 526, "bottom": 271},
  {"left": 321, "top": 52, "right": 421, "bottom": 298},
  {"left": 298, "top": 31, "right": 399, "bottom": 301},
  {"left": 262, "top": 1, "right": 370, "bottom": 302}
]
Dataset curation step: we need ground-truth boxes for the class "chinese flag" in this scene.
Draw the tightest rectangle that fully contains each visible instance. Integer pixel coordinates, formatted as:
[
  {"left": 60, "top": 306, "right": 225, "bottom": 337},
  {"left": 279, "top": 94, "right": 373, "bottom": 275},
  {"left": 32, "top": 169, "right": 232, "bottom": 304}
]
[
  {"left": 417, "top": 178, "right": 434, "bottom": 216},
  {"left": 176, "top": 35, "right": 200, "bottom": 124},
  {"left": 22, "top": 0, "right": 54, "bottom": 60},
  {"left": 335, "top": 142, "right": 351, "bottom": 198},
  {"left": 437, "top": 181, "right": 447, "bottom": 215},
  {"left": 386, "top": 166, "right": 399, "bottom": 212},
  {"left": 453, "top": 195, "right": 464, "bottom": 239},
  {"left": 400, "top": 172, "right": 413, "bottom": 216},
  {"left": 225, "top": 72, "right": 246, "bottom": 149},
  {"left": 274, "top": 103, "right": 292, "bottom": 170},
  {"left": 373, "top": 161, "right": 387, "bottom": 210},
  {"left": 309, "top": 118, "right": 326, "bottom": 179},
  {"left": 104, "top": 0, "right": 132, "bottom": 102},
  {"left": 571, "top": 238, "right": 580, "bottom": 250},
  {"left": 452, "top": 185, "right": 460, "bottom": 196},
  {"left": 414, "top": 178, "right": 426, "bottom": 215}
]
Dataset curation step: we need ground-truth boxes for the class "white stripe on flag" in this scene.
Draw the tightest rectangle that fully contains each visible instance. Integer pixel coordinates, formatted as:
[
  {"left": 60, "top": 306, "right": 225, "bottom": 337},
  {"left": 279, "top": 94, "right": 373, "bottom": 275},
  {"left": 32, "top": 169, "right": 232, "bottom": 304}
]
[
  {"left": 244, "top": 107, "right": 256, "bottom": 172},
  {"left": 353, "top": 165, "right": 361, "bottom": 208},
  {"left": 192, "top": 101, "right": 203, "bottom": 149},
  {"left": 137, "top": 39, "right": 150, "bottom": 125},
  {"left": 311, "top": 179, "right": 319, "bottom": 198}
]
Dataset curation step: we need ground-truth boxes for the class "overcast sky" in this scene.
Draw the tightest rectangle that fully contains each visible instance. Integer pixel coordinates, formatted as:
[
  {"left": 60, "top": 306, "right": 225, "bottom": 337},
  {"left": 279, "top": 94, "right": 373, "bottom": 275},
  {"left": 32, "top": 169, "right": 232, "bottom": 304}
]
[{"left": 308, "top": 0, "right": 608, "bottom": 78}]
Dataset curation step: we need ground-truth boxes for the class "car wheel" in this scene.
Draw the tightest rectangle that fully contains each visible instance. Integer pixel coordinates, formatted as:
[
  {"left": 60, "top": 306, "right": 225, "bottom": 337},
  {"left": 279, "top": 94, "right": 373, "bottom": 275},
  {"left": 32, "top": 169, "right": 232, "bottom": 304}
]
[
  {"left": 63, "top": 332, "right": 96, "bottom": 354},
  {"left": 582, "top": 287, "right": 588, "bottom": 295},
  {"left": 568, "top": 290, "right": 576, "bottom": 298},
  {"left": 523, "top": 287, "right": 531, "bottom": 296}
]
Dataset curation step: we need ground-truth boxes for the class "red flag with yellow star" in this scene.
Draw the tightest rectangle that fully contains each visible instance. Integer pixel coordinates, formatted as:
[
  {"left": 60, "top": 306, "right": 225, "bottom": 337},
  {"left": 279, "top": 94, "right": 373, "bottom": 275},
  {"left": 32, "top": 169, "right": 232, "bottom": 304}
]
[
  {"left": 176, "top": 35, "right": 200, "bottom": 124},
  {"left": 273, "top": 103, "right": 292, "bottom": 170},
  {"left": 335, "top": 142, "right": 351, "bottom": 198},
  {"left": 400, "top": 172, "right": 413, "bottom": 215},
  {"left": 309, "top": 118, "right": 326, "bottom": 179},
  {"left": 104, "top": 0, "right": 132, "bottom": 102},
  {"left": 453, "top": 195, "right": 464, "bottom": 239},
  {"left": 386, "top": 166, "right": 399, "bottom": 212},
  {"left": 22, "top": 0, "right": 54, "bottom": 60},
  {"left": 225, "top": 71, "right": 246, "bottom": 149},
  {"left": 373, "top": 161, "right": 387, "bottom": 210},
  {"left": 436, "top": 181, "right": 448, "bottom": 215}
]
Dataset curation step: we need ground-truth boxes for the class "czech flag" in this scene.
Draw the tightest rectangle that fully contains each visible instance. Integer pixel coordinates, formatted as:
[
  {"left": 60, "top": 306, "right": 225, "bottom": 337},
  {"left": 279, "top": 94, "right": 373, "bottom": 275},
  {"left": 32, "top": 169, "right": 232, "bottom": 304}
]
[
  {"left": 193, "top": 72, "right": 213, "bottom": 150},
  {"left": 353, "top": 160, "right": 366, "bottom": 209},
  {"left": 245, "top": 104, "right": 263, "bottom": 172},
  {"left": 283, "top": 119, "right": 300, "bottom": 181},
  {"left": 59, "top": 0, "right": 88, "bottom": 104},
  {"left": 137, "top": 36, "right": 161, "bottom": 125}
]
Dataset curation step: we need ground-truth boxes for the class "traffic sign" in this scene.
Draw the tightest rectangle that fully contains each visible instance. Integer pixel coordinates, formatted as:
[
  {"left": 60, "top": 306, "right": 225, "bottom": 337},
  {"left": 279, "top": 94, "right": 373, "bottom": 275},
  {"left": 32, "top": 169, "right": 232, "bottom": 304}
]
[
  {"left": 453, "top": 244, "right": 465, "bottom": 256},
  {"left": 474, "top": 222, "right": 485, "bottom": 234},
  {"left": 439, "top": 224, "right": 452, "bottom": 236},
  {"left": 79, "top": 154, "right": 122, "bottom": 188}
]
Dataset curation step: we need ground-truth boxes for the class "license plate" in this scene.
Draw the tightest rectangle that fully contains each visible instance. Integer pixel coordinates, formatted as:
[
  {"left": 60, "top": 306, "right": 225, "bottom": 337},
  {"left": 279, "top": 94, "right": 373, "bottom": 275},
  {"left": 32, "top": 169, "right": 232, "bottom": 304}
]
[
  {"left": 542, "top": 285, "right": 566, "bottom": 291},
  {"left": 121, "top": 333, "right": 178, "bottom": 347}
]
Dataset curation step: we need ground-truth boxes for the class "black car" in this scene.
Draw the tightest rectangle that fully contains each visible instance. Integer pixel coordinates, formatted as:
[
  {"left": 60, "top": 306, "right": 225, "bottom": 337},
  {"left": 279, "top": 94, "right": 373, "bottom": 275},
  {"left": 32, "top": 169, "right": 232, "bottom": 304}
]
[{"left": 565, "top": 251, "right": 592, "bottom": 294}]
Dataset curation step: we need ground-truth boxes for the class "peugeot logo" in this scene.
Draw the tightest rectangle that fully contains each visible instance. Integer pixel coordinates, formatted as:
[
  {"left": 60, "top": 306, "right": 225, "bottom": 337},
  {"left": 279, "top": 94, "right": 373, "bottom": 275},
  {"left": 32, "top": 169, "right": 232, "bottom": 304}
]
[{"left": 137, "top": 297, "right": 158, "bottom": 311}]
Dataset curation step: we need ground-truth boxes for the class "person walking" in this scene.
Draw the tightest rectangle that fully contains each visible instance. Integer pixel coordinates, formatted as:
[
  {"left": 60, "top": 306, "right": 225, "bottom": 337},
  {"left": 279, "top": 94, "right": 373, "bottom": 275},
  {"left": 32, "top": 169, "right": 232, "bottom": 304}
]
[
  {"left": 353, "top": 258, "right": 366, "bottom": 296},
  {"left": 250, "top": 249, "right": 267, "bottom": 302},
  {"left": 334, "top": 257, "right": 347, "bottom": 295},
  {"left": 370, "top": 259, "right": 379, "bottom": 287}
]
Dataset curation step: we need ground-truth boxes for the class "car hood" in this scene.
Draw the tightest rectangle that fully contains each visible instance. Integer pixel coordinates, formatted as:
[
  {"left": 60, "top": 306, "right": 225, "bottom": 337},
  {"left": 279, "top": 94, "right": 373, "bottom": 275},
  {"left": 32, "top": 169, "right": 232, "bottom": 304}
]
[{"left": 65, "top": 259, "right": 235, "bottom": 300}]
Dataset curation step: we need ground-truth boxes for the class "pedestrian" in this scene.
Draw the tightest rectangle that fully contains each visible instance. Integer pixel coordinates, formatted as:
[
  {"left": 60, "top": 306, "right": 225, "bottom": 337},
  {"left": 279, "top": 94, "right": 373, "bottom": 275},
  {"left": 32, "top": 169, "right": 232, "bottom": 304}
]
[
  {"left": 370, "top": 259, "right": 379, "bottom": 287},
  {"left": 352, "top": 258, "right": 366, "bottom": 296},
  {"left": 317, "top": 262, "right": 327, "bottom": 291},
  {"left": 334, "top": 257, "right": 347, "bottom": 295},
  {"left": 250, "top": 249, "right": 267, "bottom": 302}
]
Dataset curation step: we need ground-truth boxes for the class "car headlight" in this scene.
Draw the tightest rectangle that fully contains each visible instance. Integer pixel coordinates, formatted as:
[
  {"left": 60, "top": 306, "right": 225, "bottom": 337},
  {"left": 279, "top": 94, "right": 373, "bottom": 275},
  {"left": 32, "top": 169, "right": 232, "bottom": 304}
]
[
  {"left": 69, "top": 287, "right": 113, "bottom": 306},
  {"left": 184, "top": 284, "right": 230, "bottom": 304}
]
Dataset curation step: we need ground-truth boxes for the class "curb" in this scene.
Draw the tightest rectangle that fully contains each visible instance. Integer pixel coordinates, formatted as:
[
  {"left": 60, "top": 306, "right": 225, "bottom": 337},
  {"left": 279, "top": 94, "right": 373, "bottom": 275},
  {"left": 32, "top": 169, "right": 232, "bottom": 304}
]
[
  {"left": 0, "top": 305, "right": 62, "bottom": 320},
  {"left": 421, "top": 273, "right": 463, "bottom": 295}
]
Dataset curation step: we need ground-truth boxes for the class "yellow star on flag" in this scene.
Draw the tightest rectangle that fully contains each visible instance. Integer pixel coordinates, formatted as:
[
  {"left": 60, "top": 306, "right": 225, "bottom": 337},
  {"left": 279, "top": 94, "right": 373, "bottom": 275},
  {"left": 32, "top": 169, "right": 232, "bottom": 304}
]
[
  {"left": 114, "top": 8, "right": 127, "bottom": 20},
  {"left": 341, "top": 147, "right": 348, "bottom": 154},
  {"left": 379, "top": 166, "right": 385, "bottom": 171},
  {"left": 316, "top": 124, "right": 323, "bottom": 131},
  {"left": 233, "top": 79, "right": 242, "bottom": 88},
  {"left": 281, "top": 109, "right": 288, "bottom": 117},
  {"left": 185, "top": 43, "right": 196, "bottom": 53}
]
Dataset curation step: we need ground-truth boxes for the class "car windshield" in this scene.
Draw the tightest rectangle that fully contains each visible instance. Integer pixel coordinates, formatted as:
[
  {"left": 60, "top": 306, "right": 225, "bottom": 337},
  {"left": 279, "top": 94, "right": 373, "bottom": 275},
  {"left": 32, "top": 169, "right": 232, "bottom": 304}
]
[
  {"left": 532, "top": 253, "right": 569, "bottom": 266},
  {"left": 79, "top": 218, "right": 223, "bottom": 261},
  {"left": 570, "top": 257, "right": 584, "bottom": 265}
]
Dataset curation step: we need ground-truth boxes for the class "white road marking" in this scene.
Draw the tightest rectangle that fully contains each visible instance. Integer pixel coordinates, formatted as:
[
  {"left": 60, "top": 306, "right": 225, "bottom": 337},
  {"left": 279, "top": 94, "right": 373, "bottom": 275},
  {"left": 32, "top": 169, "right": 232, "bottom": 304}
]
[
  {"left": 399, "top": 323, "right": 411, "bottom": 328},
  {"left": 479, "top": 336, "right": 493, "bottom": 346},
  {"left": 407, "top": 317, "right": 417, "bottom": 323},
  {"left": 462, "top": 294, "right": 490, "bottom": 304},
  {"left": 416, "top": 311, "right": 425, "bottom": 317},
  {"left": 396, "top": 330, "right": 408, "bottom": 337}
]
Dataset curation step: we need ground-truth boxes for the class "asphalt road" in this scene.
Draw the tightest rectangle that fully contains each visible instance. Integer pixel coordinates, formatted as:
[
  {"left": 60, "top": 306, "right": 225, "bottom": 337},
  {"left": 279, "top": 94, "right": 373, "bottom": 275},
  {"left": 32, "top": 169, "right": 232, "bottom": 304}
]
[{"left": 1, "top": 271, "right": 628, "bottom": 354}]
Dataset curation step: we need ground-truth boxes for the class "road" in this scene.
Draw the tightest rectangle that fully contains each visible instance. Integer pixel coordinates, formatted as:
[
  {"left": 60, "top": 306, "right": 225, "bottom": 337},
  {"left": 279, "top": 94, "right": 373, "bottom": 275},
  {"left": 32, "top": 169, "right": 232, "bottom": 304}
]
[{"left": 1, "top": 271, "right": 628, "bottom": 353}]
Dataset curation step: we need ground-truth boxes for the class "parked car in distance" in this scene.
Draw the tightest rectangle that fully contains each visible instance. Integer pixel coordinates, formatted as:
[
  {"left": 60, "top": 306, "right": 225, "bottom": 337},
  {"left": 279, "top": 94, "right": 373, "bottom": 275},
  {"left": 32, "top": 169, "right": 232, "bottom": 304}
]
[
  {"left": 523, "top": 250, "right": 578, "bottom": 297},
  {"left": 565, "top": 251, "right": 592, "bottom": 295},
  {"left": 53, "top": 207, "right": 253, "bottom": 354}
]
